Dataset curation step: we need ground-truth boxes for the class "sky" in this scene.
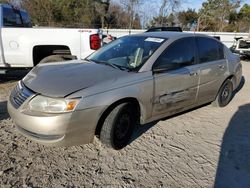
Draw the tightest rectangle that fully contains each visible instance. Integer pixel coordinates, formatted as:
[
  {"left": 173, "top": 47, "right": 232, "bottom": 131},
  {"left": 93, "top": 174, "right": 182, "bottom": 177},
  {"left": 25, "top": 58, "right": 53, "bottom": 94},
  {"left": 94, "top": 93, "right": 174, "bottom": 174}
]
[
  {"left": 180, "top": 0, "right": 250, "bottom": 11},
  {"left": 113, "top": 0, "right": 250, "bottom": 17},
  {"left": 181, "top": 0, "right": 209, "bottom": 11},
  {"left": 113, "top": 0, "right": 250, "bottom": 27}
]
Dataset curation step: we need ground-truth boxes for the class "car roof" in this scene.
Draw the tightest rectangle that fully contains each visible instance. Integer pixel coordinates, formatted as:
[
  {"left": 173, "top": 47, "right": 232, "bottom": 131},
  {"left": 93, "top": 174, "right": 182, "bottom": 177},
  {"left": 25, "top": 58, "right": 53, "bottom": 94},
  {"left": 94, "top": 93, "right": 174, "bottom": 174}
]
[
  {"left": 133, "top": 31, "right": 193, "bottom": 39},
  {"left": 146, "top": 27, "right": 183, "bottom": 32},
  {"left": 131, "top": 31, "right": 216, "bottom": 41}
]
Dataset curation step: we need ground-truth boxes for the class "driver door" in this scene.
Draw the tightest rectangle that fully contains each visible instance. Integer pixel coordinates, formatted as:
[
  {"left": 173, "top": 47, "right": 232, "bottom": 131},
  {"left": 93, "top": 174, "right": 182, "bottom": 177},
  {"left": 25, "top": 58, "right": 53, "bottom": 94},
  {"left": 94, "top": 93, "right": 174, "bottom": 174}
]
[{"left": 152, "top": 37, "right": 199, "bottom": 117}]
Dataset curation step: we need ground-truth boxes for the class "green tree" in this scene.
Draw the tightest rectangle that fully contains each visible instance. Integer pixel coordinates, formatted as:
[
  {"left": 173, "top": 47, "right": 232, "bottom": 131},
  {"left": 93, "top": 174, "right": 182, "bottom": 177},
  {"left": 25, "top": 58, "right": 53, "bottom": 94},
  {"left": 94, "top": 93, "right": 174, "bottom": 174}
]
[
  {"left": 178, "top": 8, "right": 198, "bottom": 30},
  {"left": 105, "top": 1, "right": 142, "bottom": 29},
  {"left": 197, "top": 0, "right": 240, "bottom": 31},
  {"left": 55, "top": 0, "right": 97, "bottom": 27},
  {"left": 20, "top": 0, "right": 110, "bottom": 28},
  {"left": 21, "top": 0, "right": 55, "bottom": 26},
  {"left": 238, "top": 4, "right": 250, "bottom": 32},
  {"left": 105, "top": 3, "right": 125, "bottom": 28},
  {"left": 225, "top": 4, "right": 250, "bottom": 32},
  {"left": 0, "top": 0, "right": 10, "bottom": 4}
]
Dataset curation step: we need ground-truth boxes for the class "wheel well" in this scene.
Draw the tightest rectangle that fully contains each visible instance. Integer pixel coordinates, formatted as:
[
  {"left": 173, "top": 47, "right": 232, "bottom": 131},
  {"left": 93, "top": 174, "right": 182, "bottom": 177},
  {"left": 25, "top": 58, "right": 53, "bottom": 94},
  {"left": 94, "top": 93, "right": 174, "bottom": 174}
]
[
  {"left": 228, "top": 75, "right": 236, "bottom": 90},
  {"left": 95, "top": 98, "right": 141, "bottom": 136},
  {"left": 33, "top": 45, "right": 71, "bottom": 66},
  {"left": 220, "top": 75, "right": 236, "bottom": 90},
  {"left": 213, "top": 75, "right": 236, "bottom": 102}
]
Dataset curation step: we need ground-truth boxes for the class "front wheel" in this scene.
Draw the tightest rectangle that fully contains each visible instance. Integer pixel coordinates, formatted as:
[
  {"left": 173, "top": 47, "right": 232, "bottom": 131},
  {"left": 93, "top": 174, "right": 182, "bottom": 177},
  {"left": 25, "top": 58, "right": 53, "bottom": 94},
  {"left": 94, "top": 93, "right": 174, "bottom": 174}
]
[
  {"left": 212, "top": 79, "right": 233, "bottom": 107},
  {"left": 100, "top": 103, "right": 136, "bottom": 150}
]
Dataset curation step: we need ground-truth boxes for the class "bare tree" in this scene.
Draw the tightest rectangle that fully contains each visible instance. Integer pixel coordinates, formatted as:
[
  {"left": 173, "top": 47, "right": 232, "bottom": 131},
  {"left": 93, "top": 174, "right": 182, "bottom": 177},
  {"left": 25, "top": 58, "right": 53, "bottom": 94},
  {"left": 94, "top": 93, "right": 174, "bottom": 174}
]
[
  {"left": 158, "top": 0, "right": 180, "bottom": 26},
  {"left": 21, "top": 0, "right": 55, "bottom": 26},
  {"left": 0, "top": 0, "right": 20, "bottom": 6},
  {"left": 120, "top": 0, "right": 142, "bottom": 30},
  {"left": 94, "top": 0, "right": 110, "bottom": 28}
]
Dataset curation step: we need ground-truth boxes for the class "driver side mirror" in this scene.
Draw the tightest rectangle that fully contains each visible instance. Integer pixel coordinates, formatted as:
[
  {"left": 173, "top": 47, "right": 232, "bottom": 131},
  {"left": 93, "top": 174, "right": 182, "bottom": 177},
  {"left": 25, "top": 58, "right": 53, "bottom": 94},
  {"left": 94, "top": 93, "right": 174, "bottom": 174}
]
[{"left": 153, "top": 62, "right": 180, "bottom": 74}]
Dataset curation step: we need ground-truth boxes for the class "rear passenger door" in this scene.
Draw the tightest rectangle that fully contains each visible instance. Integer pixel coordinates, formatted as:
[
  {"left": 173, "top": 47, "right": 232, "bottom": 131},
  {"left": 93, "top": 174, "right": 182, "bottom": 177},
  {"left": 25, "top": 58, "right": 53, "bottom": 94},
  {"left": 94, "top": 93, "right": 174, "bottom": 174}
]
[{"left": 196, "top": 37, "right": 227, "bottom": 104}]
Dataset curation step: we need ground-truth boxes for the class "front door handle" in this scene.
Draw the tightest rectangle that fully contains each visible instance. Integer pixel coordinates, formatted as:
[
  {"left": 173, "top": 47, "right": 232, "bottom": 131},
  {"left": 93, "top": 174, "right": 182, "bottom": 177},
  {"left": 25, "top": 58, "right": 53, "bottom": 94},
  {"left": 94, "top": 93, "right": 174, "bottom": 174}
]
[
  {"left": 218, "top": 65, "right": 225, "bottom": 70},
  {"left": 189, "top": 72, "right": 198, "bottom": 76}
]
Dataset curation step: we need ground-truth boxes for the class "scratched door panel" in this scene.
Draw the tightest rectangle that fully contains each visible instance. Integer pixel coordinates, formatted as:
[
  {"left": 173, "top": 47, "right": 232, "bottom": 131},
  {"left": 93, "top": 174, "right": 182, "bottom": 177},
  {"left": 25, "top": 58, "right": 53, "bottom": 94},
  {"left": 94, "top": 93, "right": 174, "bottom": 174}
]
[
  {"left": 197, "top": 59, "right": 227, "bottom": 104},
  {"left": 153, "top": 66, "right": 199, "bottom": 116},
  {"left": 195, "top": 37, "right": 228, "bottom": 104}
]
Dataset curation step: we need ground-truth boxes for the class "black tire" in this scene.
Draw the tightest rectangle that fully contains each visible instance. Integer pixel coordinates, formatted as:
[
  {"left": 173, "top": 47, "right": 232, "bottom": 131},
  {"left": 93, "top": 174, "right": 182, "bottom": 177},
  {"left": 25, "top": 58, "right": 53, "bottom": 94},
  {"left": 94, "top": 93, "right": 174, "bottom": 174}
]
[
  {"left": 100, "top": 103, "right": 136, "bottom": 150},
  {"left": 212, "top": 79, "right": 234, "bottom": 107},
  {"left": 39, "top": 55, "right": 65, "bottom": 64}
]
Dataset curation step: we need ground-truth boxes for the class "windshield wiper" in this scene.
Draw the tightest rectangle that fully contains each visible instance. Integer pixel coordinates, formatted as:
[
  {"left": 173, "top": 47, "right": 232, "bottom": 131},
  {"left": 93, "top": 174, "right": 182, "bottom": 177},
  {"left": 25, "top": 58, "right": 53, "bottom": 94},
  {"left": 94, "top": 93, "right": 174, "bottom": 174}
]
[
  {"left": 88, "top": 59, "right": 130, "bottom": 71},
  {"left": 113, "top": 64, "right": 131, "bottom": 71},
  {"left": 88, "top": 59, "right": 117, "bottom": 69}
]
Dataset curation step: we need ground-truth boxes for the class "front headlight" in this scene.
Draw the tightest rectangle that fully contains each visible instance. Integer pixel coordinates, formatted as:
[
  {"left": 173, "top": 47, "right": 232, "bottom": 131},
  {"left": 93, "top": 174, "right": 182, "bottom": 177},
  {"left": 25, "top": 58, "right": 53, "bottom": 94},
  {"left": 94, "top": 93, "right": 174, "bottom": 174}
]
[{"left": 28, "top": 95, "right": 80, "bottom": 113}]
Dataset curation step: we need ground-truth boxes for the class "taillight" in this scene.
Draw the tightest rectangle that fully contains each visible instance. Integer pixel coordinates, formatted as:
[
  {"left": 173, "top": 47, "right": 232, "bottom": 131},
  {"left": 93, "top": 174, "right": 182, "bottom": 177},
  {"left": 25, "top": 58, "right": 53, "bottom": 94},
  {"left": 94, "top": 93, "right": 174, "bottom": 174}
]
[{"left": 90, "top": 34, "right": 101, "bottom": 50}]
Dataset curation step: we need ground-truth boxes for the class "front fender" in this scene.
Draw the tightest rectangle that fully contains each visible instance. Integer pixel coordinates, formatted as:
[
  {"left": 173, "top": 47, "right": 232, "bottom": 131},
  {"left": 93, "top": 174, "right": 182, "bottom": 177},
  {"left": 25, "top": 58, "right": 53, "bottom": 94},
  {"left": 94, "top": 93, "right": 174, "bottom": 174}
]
[{"left": 73, "top": 76, "right": 154, "bottom": 124}]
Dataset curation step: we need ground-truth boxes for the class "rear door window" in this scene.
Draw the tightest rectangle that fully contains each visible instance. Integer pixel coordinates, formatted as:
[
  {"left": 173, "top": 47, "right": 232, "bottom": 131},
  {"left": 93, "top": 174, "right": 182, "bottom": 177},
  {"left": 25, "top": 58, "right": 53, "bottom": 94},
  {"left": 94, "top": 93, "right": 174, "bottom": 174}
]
[{"left": 197, "top": 37, "right": 225, "bottom": 63}]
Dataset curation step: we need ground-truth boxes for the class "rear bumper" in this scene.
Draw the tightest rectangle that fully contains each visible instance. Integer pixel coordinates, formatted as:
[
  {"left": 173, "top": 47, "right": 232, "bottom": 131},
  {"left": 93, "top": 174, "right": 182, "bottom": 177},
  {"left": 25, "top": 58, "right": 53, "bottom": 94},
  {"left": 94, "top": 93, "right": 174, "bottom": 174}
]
[
  {"left": 235, "top": 48, "right": 250, "bottom": 56},
  {"left": 8, "top": 100, "right": 102, "bottom": 147}
]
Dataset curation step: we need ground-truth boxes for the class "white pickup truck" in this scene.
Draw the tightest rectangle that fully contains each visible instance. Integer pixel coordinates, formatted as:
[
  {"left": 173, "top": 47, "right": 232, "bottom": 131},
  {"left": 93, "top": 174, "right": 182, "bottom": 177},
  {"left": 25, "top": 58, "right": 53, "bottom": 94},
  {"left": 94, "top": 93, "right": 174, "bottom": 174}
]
[{"left": 0, "top": 4, "right": 102, "bottom": 73}]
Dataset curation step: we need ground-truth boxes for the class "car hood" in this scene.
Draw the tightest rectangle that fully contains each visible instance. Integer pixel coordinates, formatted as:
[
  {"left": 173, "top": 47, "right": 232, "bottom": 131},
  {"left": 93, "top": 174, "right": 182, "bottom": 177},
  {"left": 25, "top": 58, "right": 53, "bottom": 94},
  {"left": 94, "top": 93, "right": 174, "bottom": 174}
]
[{"left": 23, "top": 60, "right": 131, "bottom": 97}]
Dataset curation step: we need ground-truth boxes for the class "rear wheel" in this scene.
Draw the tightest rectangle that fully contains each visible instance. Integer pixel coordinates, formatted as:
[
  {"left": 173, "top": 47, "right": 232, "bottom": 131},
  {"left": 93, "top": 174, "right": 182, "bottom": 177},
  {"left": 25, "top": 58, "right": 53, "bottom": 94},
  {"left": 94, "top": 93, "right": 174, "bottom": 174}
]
[
  {"left": 100, "top": 103, "right": 136, "bottom": 150},
  {"left": 212, "top": 79, "right": 233, "bottom": 107}
]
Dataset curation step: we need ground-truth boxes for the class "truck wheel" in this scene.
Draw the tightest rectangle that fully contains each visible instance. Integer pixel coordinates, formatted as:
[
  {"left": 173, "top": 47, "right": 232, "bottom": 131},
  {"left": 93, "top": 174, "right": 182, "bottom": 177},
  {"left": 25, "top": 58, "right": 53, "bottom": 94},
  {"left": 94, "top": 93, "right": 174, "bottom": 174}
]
[
  {"left": 212, "top": 79, "right": 233, "bottom": 107},
  {"left": 39, "top": 55, "right": 65, "bottom": 64},
  {"left": 100, "top": 103, "right": 136, "bottom": 150}
]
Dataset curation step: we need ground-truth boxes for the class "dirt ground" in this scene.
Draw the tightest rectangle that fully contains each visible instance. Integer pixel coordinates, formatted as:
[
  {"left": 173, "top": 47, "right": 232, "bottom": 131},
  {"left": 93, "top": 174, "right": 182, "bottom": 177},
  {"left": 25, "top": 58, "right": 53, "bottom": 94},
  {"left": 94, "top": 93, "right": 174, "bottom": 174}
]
[{"left": 0, "top": 61, "right": 250, "bottom": 188}]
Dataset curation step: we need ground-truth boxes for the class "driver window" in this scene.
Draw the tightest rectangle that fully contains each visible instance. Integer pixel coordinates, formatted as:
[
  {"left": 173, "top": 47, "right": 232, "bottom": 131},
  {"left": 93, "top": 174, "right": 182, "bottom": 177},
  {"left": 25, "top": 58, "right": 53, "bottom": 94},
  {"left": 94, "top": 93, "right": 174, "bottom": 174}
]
[
  {"left": 3, "top": 7, "right": 22, "bottom": 27},
  {"left": 154, "top": 37, "right": 196, "bottom": 70}
]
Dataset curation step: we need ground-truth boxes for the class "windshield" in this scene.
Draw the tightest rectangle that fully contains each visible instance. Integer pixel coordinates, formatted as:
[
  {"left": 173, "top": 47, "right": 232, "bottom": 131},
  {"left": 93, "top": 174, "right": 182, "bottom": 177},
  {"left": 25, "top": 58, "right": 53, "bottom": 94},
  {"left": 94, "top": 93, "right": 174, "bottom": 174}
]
[{"left": 87, "top": 36, "right": 166, "bottom": 71}]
